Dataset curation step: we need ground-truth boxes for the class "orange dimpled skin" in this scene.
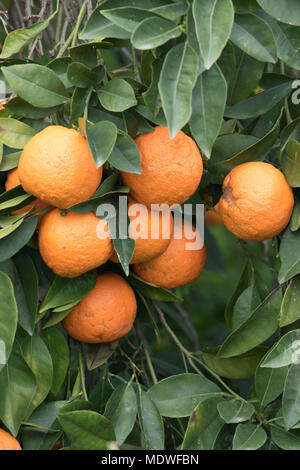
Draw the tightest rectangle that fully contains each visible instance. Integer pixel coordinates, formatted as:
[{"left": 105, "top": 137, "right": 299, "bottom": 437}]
[
  {"left": 121, "top": 126, "right": 203, "bottom": 207},
  {"left": 110, "top": 197, "right": 174, "bottom": 264},
  {"left": 38, "top": 209, "right": 113, "bottom": 278},
  {"left": 219, "top": 162, "right": 294, "bottom": 241},
  {"left": 62, "top": 272, "right": 137, "bottom": 343},
  {"left": 133, "top": 221, "right": 206, "bottom": 289},
  {"left": 0, "top": 429, "right": 22, "bottom": 450},
  {"left": 18, "top": 125, "right": 102, "bottom": 209},
  {"left": 5, "top": 168, "right": 48, "bottom": 220}
]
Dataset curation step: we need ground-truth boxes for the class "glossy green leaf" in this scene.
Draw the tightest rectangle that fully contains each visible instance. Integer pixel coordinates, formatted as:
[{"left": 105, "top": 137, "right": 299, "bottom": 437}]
[
  {"left": 282, "top": 140, "right": 300, "bottom": 187},
  {"left": 255, "top": 359, "right": 288, "bottom": 406},
  {"left": 148, "top": 373, "right": 221, "bottom": 418},
  {"left": 282, "top": 363, "right": 300, "bottom": 429},
  {"left": 2, "top": 64, "right": 69, "bottom": 108},
  {"left": 182, "top": 397, "right": 224, "bottom": 450},
  {"left": 41, "top": 328, "right": 69, "bottom": 398},
  {"left": 98, "top": 78, "right": 137, "bottom": 112},
  {"left": 218, "top": 288, "right": 282, "bottom": 358},
  {"left": 230, "top": 14, "right": 276, "bottom": 63},
  {"left": 130, "top": 273, "right": 183, "bottom": 302},
  {"left": 39, "top": 270, "right": 97, "bottom": 314},
  {"left": 257, "top": 0, "right": 300, "bottom": 26},
  {"left": 79, "top": 5, "right": 130, "bottom": 40},
  {"left": 159, "top": 42, "right": 198, "bottom": 138},
  {"left": 279, "top": 228, "right": 300, "bottom": 283},
  {"left": 233, "top": 423, "right": 267, "bottom": 450},
  {"left": 137, "top": 388, "right": 164, "bottom": 450},
  {"left": 5, "top": 97, "right": 60, "bottom": 119},
  {"left": 67, "top": 62, "right": 97, "bottom": 88},
  {"left": 102, "top": 7, "right": 158, "bottom": 33},
  {"left": 280, "top": 277, "right": 300, "bottom": 327},
  {"left": 132, "top": 16, "right": 181, "bottom": 50},
  {"left": 0, "top": 118, "right": 35, "bottom": 148},
  {"left": 232, "top": 284, "right": 261, "bottom": 330},
  {"left": 0, "top": 270, "right": 18, "bottom": 368},
  {"left": 108, "top": 132, "right": 141, "bottom": 173},
  {"left": 271, "top": 425, "right": 300, "bottom": 450},
  {"left": 0, "top": 216, "right": 37, "bottom": 262},
  {"left": 86, "top": 121, "right": 117, "bottom": 168},
  {"left": 58, "top": 410, "right": 115, "bottom": 450},
  {"left": 190, "top": 65, "right": 227, "bottom": 159},
  {"left": 217, "top": 400, "right": 255, "bottom": 424},
  {"left": 261, "top": 330, "right": 300, "bottom": 368},
  {"left": 0, "top": 151, "right": 21, "bottom": 171},
  {"left": 193, "top": 0, "right": 234, "bottom": 69},
  {"left": 86, "top": 341, "right": 118, "bottom": 371},
  {"left": 105, "top": 384, "right": 137, "bottom": 445},
  {"left": 47, "top": 57, "right": 73, "bottom": 89}
]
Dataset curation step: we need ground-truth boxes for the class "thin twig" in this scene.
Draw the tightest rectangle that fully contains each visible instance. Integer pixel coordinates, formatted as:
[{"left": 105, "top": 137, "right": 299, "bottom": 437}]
[
  {"left": 174, "top": 302, "right": 200, "bottom": 351},
  {"left": 135, "top": 325, "right": 158, "bottom": 384}
]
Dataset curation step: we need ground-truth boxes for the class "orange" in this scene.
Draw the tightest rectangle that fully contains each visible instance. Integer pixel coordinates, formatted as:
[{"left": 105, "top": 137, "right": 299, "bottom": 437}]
[
  {"left": 218, "top": 162, "right": 294, "bottom": 241},
  {"left": 133, "top": 220, "right": 206, "bottom": 289},
  {"left": 121, "top": 126, "right": 203, "bottom": 207},
  {"left": 110, "top": 197, "right": 174, "bottom": 264},
  {"left": 38, "top": 209, "right": 112, "bottom": 278},
  {"left": 62, "top": 272, "right": 137, "bottom": 343},
  {"left": 5, "top": 168, "right": 48, "bottom": 221},
  {"left": 0, "top": 429, "right": 22, "bottom": 450},
  {"left": 18, "top": 125, "right": 102, "bottom": 209},
  {"left": 205, "top": 203, "right": 222, "bottom": 226}
]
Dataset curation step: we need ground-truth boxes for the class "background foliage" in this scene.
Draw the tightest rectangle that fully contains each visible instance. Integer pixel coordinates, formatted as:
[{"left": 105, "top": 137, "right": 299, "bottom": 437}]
[{"left": 0, "top": 0, "right": 299, "bottom": 451}]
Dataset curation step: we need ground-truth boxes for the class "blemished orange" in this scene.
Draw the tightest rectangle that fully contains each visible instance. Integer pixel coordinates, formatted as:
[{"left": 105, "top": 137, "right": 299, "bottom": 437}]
[
  {"left": 18, "top": 125, "right": 102, "bottom": 209},
  {"left": 0, "top": 429, "right": 22, "bottom": 450},
  {"left": 205, "top": 203, "right": 222, "bottom": 226},
  {"left": 5, "top": 168, "right": 48, "bottom": 220},
  {"left": 110, "top": 197, "right": 174, "bottom": 264},
  {"left": 62, "top": 272, "right": 137, "bottom": 343},
  {"left": 133, "top": 220, "right": 206, "bottom": 289},
  {"left": 218, "top": 162, "right": 294, "bottom": 241},
  {"left": 38, "top": 209, "right": 112, "bottom": 278},
  {"left": 121, "top": 126, "right": 203, "bottom": 207}
]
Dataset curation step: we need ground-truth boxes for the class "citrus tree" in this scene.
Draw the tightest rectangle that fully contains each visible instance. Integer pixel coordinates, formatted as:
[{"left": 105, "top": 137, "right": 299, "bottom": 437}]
[{"left": 0, "top": 0, "right": 300, "bottom": 451}]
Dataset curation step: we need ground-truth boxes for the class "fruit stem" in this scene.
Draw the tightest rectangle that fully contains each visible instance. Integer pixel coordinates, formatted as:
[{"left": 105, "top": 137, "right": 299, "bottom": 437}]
[{"left": 78, "top": 343, "right": 88, "bottom": 401}]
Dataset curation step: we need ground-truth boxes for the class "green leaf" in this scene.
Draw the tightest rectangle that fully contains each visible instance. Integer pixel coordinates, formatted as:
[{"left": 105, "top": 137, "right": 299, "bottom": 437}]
[
  {"left": 137, "top": 388, "right": 164, "bottom": 450},
  {"left": 0, "top": 150, "right": 21, "bottom": 171},
  {"left": 86, "top": 121, "right": 117, "bottom": 168},
  {"left": 218, "top": 288, "right": 282, "bottom": 358},
  {"left": 13, "top": 251, "right": 38, "bottom": 335},
  {"left": 159, "top": 42, "right": 198, "bottom": 138},
  {"left": 67, "top": 62, "right": 97, "bottom": 88},
  {"left": 233, "top": 423, "right": 267, "bottom": 450},
  {"left": 148, "top": 373, "right": 221, "bottom": 418},
  {"left": 2, "top": 64, "right": 69, "bottom": 108},
  {"left": 58, "top": 410, "right": 115, "bottom": 450},
  {"left": 0, "top": 117, "right": 35, "bottom": 148},
  {"left": 98, "top": 78, "right": 137, "bottom": 112},
  {"left": 69, "top": 42, "right": 111, "bottom": 68},
  {"left": 189, "top": 64, "right": 227, "bottom": 159},
  {"left": 280, "top": 277, "right": 300, "bottom": 326},
  {"left": 104, "top": 384, "right": 137, "bottom": 445},
  {"left": 282, "top": 363, "right": 300, "bottom": 429},
  {"left": 41, "top": 328, "right": 70, "bottom": 398},
  {"left": 132, "top": 16, "right": 181, "bottom": 50},
  {"left": 0, "top": 270, "right": 18, "bottom": 368},
  {"left": 255, "top": 359, "right": 288, "bottom": 406},
  {"left": 102, "top": 7, "right": 158, "bottom": 33},
  {"left": 22, "top": 334, "right": 53, "bottom": 416},
  {"left": 0, "top": 2, "right": 59, "bottom": 59},
  {"left": 86, "top": 341, "right": 118, "bottom": 371},
  {"left": 47, "top": 57, "right": 73, "bottom": 89},
  {"left": 5, "top": 97, "right": 60, "bottom": 119},
  {"left": 230, "top": 14, "right": 276, "bottom": 63},
  {"left": 39, "top": 270, "right": 97, "bottom": 314},
  {"left": 130, "top": 273, "right": 183, "bottom": 302},
  {"left": 193, "top": 0, "right": 234, "bottom": 69},
  {"left": 232, "top": 284, "right": 261, "bottom": 330},
  {"left": 202, "top": 346, "right": 267, "bottom": 379},
  {"left": 257, "top": 0, "right": 300, "bottom": 26},
  {"left": 0, "top": 216, "right": 37, "bottom": 262},
  {"left": 182, "top": 397, "right": 224, "bottom": 450},
  {"left": 0, "top": 346, "right": 36, "bottom": 435},
  {"left": 225, "top": 81, "right": 292, "bottom": 119},
  {"left": 222, "top": 108, "right": 283, "bottom": 166},
  {"left": 217, "top": 400, "right": 255, "bottom": 424},
  {"left": 271, "top": 425, "right": 300, "bottom": 450},
  {"left": 79, "top": 5, "right": 130, "bottom": 41},
  {"left": 261, "top": 330, "right": 300, "bottom": 368},
  {"left": 108, "top": 132, "right": 141, "bottom": 173},
  {"left": 279, "top": 228, "right": 300, "bottom": 283},
  {"left": 282, "top": 140, "right": 300, "bottom": 187}
]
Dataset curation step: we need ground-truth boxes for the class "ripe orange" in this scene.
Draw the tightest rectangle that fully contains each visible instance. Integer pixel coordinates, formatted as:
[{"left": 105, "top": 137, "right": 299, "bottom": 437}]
[
  {"left": 205, "top": 203, "right": 222, "bottom": 226},
  {"left": 5, "top": 168, "right": 48, "bottom": 221},
  {"left": 0, "top": 429, "right": 22, "bottom": 450},
  {"left": 133, "top": 220, "right": 206, "bottom": 289},
  {"left": 62, "top": 272, "right": 137, "bottom": 343},
  {"left": 121, "top": 126, "right": 203, "bottom": 207},
  {"left": 218, "top": 162, "right": 294, "bottom": 241},
  {"left": 18, "top": 125, "right": 102, "bottom": 209},
  {"left": 110, "top": 197, "right": 174, "bottom": 264},
  {"left": 38, "top": 209, "right": 112, "bottom": 278}
]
